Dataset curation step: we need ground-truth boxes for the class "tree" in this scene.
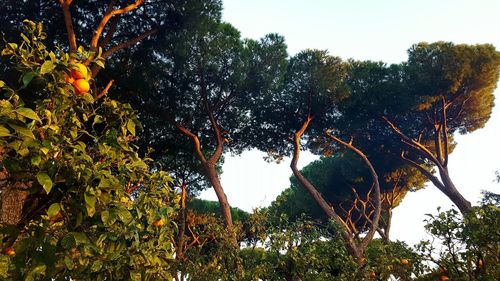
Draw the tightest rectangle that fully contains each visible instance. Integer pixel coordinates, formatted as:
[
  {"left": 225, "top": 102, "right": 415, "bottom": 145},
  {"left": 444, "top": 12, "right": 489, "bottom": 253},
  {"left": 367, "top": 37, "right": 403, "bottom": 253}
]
[
  {"left": 270, "top": 152, "right": 426, "bottom": 243},
  {"left": 344, "top": 43, "right": 500, "bottom": 214},
  {"left": 123, "top": 17, "right": 288, "bottom": 244},
  {"left": 0, "top": 21, "right": 179, "bottom": 280},
  {"left": 252, "top": 49, "right": 382, "bottom": 263}
]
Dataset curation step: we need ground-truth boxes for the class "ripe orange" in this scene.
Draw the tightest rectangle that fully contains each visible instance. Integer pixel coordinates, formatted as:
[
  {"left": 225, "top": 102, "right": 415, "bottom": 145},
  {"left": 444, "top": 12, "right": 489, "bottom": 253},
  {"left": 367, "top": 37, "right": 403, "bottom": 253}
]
[
  {"left": 440, "top": 276, "right": 449, "bottom": 281},
  {"left": 401, "top": 258, "right": 409, "bottom": 265},
  {"left": 152, "top": 218, "right": 165, "bottom": 227},
  {"left": 73, "top": 79, "right": 90, "bottom": 95},
  {"left": 2, "top": 247, "right": 15, "bottom": 256},
  {"left": 71, "top": 63, "right": 88, "bottom": 79}
]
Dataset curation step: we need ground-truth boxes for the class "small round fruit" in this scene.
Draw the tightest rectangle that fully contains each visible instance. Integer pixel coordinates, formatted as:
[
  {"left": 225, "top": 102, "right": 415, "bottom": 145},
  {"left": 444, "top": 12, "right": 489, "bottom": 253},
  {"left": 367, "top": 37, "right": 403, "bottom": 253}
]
[
  {"left": 401, "top": 258, "right": 409, "bottom": 265},
  {"left": 2, "top": 247, "right": 15, "bottom": 256},
  {"left": 73, "top": 79, "right": 90, "bottom": 95},
  {"left": 369, "top": 271, "right": 376, "bottom": 278},
  {"left": 440, "top": 276, "right": 449, "bottom": 281},
  {"left": 152, "top": 219, "right": 165, "bottom": 227},
  {"left": 71, "top": 63, "right": 88, "bottom": 79}
]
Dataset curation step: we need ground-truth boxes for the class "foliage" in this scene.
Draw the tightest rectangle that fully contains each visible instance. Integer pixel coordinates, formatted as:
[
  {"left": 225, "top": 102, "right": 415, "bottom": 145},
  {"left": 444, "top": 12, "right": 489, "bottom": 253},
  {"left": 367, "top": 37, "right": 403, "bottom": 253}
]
[
  {"left": 188, "top": 198, "right": 249, "bottom": 222},
  {"left": 0, "top": 21, "right": 179, "bottom": 280},
  {"left": 240, "top": 212, "right": 358, "bottom": 281},
  {"left": 415, "top": 192, "right": 500, "bottom": 280}
]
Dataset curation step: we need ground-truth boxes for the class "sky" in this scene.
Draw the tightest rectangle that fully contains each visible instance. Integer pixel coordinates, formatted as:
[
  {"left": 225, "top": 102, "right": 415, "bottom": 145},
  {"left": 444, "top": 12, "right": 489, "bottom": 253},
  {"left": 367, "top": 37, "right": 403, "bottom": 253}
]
[{"left": 199, "top": 0, "right": 500, "bottom": 246}]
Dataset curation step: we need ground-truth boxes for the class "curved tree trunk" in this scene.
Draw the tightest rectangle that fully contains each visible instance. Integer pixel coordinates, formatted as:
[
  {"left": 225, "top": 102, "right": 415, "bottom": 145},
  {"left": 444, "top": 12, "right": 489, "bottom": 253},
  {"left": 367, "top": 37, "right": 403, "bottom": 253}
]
[
  {"left": 289, "top": 115, "right": 382, "bottom": 263},
  {"left": 438, "top": 168, "right": 472, "bottom": 214}
]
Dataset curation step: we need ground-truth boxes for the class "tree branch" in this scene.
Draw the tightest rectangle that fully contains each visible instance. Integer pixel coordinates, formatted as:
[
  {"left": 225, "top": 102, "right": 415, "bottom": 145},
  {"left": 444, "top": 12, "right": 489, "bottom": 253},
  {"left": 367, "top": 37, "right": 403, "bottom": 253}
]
[
  {"left": 325, "top": 131, "right": 381, "bottom": 252},
  {"left": 90, "top": 0, "right": 145, "bottom": 51},
  {"left": 102, "top": 28, "right": 158, "bottom": 59},
  {"left": 400, "top": 151, "right": 446, "bottom": 192},
  {"left": 174, "top": 123, "right": 207, "bottom": 164},
  {"left": 58, "top": 0, "right": 77, "bottom": 54},
  {"left": 95, "top": 79, "right": 114, "bottom": 100},
  {"left": 382, "top": 116, "right": 445, "bottom": 170}
]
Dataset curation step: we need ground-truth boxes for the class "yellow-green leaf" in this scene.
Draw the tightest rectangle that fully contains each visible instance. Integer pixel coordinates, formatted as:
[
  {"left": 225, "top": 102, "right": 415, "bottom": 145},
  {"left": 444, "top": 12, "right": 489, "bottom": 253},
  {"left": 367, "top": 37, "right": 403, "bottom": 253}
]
[
  {"left": 36, "top": 172, "right": 53, "bottom": 194},
  {"left": 9, "top": 124, "right": 35, "bottom": 139},
  {"left": 127, "top": 119, "right": 136, "bottom": 136},
  {"left": 0, "top": 125, "right": 10, "bottom": 137},
  {"left": 16, "top": 107, "right": 41, "bottom": 122},
  {"left": 40, "top": 60, "right": 55, "bottom": 75},
  {"left": 47, "top": 203, "right": 61, "bottom": 218}
]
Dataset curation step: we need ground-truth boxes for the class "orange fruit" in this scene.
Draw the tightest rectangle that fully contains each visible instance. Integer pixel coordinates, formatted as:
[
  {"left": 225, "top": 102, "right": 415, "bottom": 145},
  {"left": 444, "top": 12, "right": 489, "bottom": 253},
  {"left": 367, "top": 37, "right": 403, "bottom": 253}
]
[
  {"left": 2, "top": 247, "right": 15, "bottom": 256},
  {"left": 71, "top": 63, "right": 88, "bottom": 79},
  {"left": 152, "top": 219, "right": 165, "bottom": 227},
  {"left": 440, "top": 276, "right": 449, "bottom": 281},
  {"left": 401, "top": 258, "right": 409, "bottom": 265},
  {"left": 73, "top": 79, "right": 90, "bottom": 95}
]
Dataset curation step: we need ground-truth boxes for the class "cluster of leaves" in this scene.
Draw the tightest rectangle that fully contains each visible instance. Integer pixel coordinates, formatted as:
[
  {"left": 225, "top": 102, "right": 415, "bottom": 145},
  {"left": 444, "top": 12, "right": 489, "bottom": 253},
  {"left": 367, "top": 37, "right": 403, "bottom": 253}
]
[
  {"left": 238, "top": 210, "right": 357, "bottom": 280},
  {"left": 414, "top": 192, "right": 500, "bottom": 280},
  {"left": 0, "top": 21, "right": 179, "bottom": 280}
]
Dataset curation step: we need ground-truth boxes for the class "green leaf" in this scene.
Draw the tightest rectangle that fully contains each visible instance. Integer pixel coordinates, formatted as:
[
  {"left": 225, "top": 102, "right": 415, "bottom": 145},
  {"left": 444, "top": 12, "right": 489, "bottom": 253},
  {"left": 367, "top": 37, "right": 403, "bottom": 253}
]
[
  {"left": 22, "top": 72, "right": 35, "bottom": 87},
  {"left": 60, "top": 235, "right": 76, "bottom": 250},
  {"left": 31, "top": 155, "right": 41, "bottom": 166},
  {"left": 71, "top": 232, "right": 90, "bottom": 245},
  {"left": 0, "top": 80, "right": 5, "bottom": 88},
  {"left": 117, "top": 207, "right": 133, "bottom": 224},
  {"left": 26, "top": 264, "right": 47, "bottom": 281},
  {"left": 0, "top": 256, "right": 9, "bottom": 279},
  {"left": 9, "top": 123, "right": 35, "bottom": 139},
  {"left": 101, "top": 210, "right": 110, "bottom": 224},
  {"left": 20, "top": 33, "right": 30, "bottom": 44},
  {"left": 91, "top": 260, "right": 103, "bottom": 272},
  {"left": 127, "top": 119, "right": 136, "bottom": 136},
  {"left": 93, "top": 115, "right": 104, "bottom": 126},
  {"left": 36, "top": 172, "right": 53, "bottom": 194},
  {"left": 64, "top": 256, "right": 74, "bottom": 270},
  {"left": 82, "top": 93, "right": 94, "bottom": 103},
  {"left": 16, "top": 107, "right": 41, "bottom": 122},
  {"left": 40, "top": 61, "right": 55, "bottom": 75},
  {"left": 85, "top": 193, "right": 96, "bottom": 217},
  {"left": 95, "top": 59, "right": 105, "bottom": 69},
  {"left": 40, "top": 147, "right": 49, "bottom": 155},
  {"left": 130, "top": 271, "right": 142, "bottom": 281},
  {"left": 0, "top": 125, "right": 11, "bottom": 137},
  {"left": 47, "top": 203, "right": 61, "bottom": 218},
  {"left": 9, "top": 124, "right": 35, "bottom": 139}
]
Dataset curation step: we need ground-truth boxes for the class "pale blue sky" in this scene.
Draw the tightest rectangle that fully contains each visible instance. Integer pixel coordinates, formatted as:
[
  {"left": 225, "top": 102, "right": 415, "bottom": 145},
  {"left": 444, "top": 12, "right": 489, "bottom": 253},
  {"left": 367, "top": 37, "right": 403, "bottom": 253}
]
[{"left": 200, "top": 0, "right": 500, "bottom": 245}]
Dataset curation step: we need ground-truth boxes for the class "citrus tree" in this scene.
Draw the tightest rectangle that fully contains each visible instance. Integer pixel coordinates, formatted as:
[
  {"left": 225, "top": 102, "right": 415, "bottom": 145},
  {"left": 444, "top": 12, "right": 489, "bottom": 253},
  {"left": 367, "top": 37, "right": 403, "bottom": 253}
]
[{"left": 0, "top": 21, "right": 179, "bottom": 280}]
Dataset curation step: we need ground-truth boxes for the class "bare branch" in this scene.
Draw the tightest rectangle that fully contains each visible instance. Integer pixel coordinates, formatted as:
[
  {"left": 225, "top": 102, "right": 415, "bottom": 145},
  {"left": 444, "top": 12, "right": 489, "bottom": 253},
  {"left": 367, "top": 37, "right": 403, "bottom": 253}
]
[
  {"left": 325, "top": 131, "right": 382, "bottom": 253},
  {"left": 90, "top": 0, "right": 145, "bottom": 51},
  {"left": 382, "top": 116, "right": 445, "bottom": 170},
  {"left": 95, "top": 79, "right": 114, "bottom": 100},
  {"left": 102, "top": 28, "right": 158, "bottom": 59}
]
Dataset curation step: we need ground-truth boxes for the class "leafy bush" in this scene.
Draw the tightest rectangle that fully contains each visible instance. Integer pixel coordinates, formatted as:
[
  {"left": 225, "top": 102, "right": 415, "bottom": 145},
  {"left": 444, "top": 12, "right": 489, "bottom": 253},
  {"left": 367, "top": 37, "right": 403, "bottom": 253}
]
[{"left": 0, "top": 21, "right": 179, "bottom": 280}]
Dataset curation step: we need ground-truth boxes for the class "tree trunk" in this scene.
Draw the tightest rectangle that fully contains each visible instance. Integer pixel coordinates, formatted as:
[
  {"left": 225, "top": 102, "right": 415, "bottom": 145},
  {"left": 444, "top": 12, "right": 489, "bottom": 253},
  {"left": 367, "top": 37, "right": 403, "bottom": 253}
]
[
  {"left": 203, "top": 162, "right": 239, "bottom": 248},
  {"left": 290, "top": 164, "right": 363, "bottom": 261},
  {"left": 176, "top": 184, "right": 187, "bottom": 260},
  {"left": 0, "top": 147, "right": 30, "bottom": 226},
  {"left": 438, "top": 168, "right": 472, "bottom": 214}
]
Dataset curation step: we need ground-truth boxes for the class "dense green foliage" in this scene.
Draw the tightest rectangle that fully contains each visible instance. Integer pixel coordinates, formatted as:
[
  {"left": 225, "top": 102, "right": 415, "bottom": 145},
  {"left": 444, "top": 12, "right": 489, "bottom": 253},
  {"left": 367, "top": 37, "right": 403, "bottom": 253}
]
[{"left": 0, "top": 21, "right": 179, "bottom": 280}]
